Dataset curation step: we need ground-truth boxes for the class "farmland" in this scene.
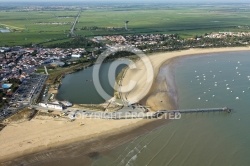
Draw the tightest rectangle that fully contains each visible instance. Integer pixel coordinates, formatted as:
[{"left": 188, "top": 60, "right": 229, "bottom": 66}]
[
  {"left": 0, "top": 3, "right": 250, "bottom": 46},
  {"left": 0, "top": 10, "right": 77, "bottom": 46},
  {"left": 76, "top": 5, "right": 250, "bottom": 37}
]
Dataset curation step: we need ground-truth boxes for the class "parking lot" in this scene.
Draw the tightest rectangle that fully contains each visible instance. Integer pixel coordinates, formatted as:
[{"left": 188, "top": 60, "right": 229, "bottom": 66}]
[
  {"left": 9, "top": 74, "right": 47, "bottom": 107},
  {"left": 0, "top": 74, "right": 47, "bottom": 122}
]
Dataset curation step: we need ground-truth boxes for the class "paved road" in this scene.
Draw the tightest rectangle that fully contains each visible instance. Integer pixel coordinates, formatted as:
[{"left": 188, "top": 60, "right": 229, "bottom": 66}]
[{"left": 70, "top": 10, "right": 81, "bottom": 36}]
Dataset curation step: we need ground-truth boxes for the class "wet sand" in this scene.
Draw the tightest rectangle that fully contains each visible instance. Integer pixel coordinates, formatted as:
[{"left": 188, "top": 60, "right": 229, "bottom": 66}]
[
  {"left": 0, "top": 116, "right": 146, "bottom": 164},
  {"left": 0, "top": 118, "right": 169, "bottom": 166}
]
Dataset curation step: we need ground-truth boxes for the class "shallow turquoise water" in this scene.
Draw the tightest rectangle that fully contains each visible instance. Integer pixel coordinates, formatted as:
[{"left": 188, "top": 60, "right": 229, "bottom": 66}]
[{"left": 92, "top": 51, "right": 250, "bottom": 166}]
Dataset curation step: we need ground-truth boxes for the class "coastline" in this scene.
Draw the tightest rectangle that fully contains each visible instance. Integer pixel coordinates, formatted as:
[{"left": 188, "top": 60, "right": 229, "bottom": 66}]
[
  {"left": 120, "top": 47, "right": 250, "bottom": 111},
  {"left": 0, "top": 116, "right": 154, "bottom": 164},
  {"left": 140, "top": 59, "right": 178, "bottom": 111},
  {"left": 1, "top": 47, "right": 250, "bottom": 164}
]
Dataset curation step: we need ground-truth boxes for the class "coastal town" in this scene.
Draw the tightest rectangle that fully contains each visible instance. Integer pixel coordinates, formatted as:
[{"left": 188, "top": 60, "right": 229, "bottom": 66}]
[
  {"left": 1, "top": 1, "right": 250, "bottom": 165},
  {"left": 1, "top": 31, "right": 250, "bottom": 122}
]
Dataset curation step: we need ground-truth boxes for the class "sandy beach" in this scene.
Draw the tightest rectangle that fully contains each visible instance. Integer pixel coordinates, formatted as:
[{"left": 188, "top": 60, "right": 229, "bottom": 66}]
[
  {"left": 0, "top": 116, "right": 152, "bottom": 164},
  {"left": 120, "top": 47, "right": 250, "bottom": 110},
  {"left": 1, "top": 47, "right": 250, "bottom": 164}
]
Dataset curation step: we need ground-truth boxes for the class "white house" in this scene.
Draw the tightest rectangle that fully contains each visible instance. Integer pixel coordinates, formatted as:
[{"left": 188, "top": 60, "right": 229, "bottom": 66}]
[
  {"left": 39, "top": 103, "right": 63, "bottom": 111},
  {"left": 71, "top": 54, "right": 81, "bottom": 58}
]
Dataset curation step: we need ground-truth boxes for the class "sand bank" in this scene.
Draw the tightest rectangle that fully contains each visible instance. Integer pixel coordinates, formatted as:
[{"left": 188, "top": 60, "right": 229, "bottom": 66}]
[{"left": 120, "top": 47, "right": 250, "bottom": 110}]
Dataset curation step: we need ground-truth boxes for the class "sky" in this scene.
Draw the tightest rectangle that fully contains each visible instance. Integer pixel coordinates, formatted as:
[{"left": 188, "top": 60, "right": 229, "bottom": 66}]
[{"left": 0, "top": 0, "right": 249, "bottom": 3}]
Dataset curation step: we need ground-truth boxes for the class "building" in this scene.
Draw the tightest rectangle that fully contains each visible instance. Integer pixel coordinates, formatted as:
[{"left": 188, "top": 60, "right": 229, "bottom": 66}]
[
  {"left": 60, "top": 101, "right": 73, "bottom": 107},
  {"left": 50, "top": 61, "right": 65, "bottom": 67},
  {"left": 1, "top": 84, "right": 12, "bottom": 89},
  {"left": 39, "top": 103, "right": 63, "bottom": 111},
  {"left": 71, "top": 54, "right": 81, "bottom": 58},
  {"left": 0, "top": 29, "right": 10, "bottom": 33}
]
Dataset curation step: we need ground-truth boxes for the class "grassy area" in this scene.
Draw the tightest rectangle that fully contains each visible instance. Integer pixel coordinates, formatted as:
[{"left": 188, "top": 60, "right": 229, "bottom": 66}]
[
  {"left": 0, "top": 124, "right": 6, "bottom": 132},
  {"left": 73, "top": 104, "right": 106, "bottom": 111},
  {"left": 0, "top": 10, "right": 76, "bottom": 46},
  {"left": 5, "top": 108, "right": 35, "bottom": 123},
  {"left": 75, "top": 5, "right": 250, "bottom": 37},
  {"left": 36, "top": 66, "right": 71, "bottom": 75},
  {"left": 1, "top": 4, "right": 250, "bottom": 46}
]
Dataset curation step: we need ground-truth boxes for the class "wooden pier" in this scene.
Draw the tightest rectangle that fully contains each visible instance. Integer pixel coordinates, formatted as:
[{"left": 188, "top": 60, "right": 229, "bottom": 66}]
[{"left": 154, "top": 107, "right": 232, "bottom": 118}]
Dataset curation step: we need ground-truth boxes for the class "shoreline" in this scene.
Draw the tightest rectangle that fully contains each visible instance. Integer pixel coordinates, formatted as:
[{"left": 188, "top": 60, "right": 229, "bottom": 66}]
[
  {"left": 0, "top": 117, "right": 152, "bottom": 164},
  {"left": 0, "top": 118, "right": 169, "bottom": 165},
  {"left": 120, "top": 47, "right": 250, "bottom": 111},
  {"left": 1, "top": 47, "right": 250, "bottom": 164}
]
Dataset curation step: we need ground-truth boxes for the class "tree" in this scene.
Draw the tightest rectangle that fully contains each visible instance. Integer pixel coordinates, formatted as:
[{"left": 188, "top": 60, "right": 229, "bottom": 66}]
[{"left": 31, "top": 50, "right": 38, "bottom": 56}]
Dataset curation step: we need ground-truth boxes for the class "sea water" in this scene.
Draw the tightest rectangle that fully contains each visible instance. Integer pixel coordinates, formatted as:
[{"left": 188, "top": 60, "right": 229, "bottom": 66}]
[{"left": 92, "top": 51, "right": 250, "bottom": 166}]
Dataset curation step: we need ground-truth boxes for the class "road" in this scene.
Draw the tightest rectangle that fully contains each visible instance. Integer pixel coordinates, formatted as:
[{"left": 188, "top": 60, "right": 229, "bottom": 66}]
[{"left": 69, "top": 10, "right": 81, "bottom": 36}]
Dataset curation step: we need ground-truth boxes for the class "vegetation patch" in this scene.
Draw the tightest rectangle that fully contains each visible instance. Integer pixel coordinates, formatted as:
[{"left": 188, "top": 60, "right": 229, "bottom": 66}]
[{"left": 4, "top": 108, "right": 36, "bottom": 123}]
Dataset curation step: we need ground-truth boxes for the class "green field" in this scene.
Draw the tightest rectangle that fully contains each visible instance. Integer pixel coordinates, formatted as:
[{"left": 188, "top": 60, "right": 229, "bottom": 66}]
[
  {"left": 1, "top": 4, "right": 250, "bottom": 46},
  {"left": 76, "top": 5, "right": 250, "bottom": 37},
  {"left": 0, "top": 10, "right": 77, "bottom": 46}
]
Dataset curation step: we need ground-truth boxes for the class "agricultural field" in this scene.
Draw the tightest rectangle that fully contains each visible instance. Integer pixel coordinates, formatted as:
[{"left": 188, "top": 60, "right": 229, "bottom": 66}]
[
  {"left": 75, "top": 5, "right": 250, "bottom": 37},
  {"left": 0, "top": 10, "right": 77, "bottom": 46},
  {"left": 1, "top": 4, "right": 250, "bottom": 46}
]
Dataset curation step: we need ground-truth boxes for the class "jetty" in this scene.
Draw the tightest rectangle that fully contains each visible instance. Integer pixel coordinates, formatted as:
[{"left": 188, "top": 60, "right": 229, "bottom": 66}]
[{"left": 153, "top": 107, "right": 232, "bottom": 118}]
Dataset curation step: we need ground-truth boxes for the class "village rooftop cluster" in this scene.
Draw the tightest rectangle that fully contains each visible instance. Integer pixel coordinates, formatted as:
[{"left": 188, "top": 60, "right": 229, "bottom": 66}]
[
  {"left": 95, "top": 32, "right": 250, "bottom": 53},
  {"left": 0, "top": 47, "right": 87, "bottom": 82}
]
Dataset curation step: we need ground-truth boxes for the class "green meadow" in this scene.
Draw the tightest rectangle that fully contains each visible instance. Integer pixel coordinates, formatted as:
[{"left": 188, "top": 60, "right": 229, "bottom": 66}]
[
  {"left": 0, "top": 10, "right": 76, "bottom": 46},
  {"left": 76, "top": 5, "right": 250, "bottom": 37},
  {"left": 0, "top": 4, "right": 250, "bottom": 46}
]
